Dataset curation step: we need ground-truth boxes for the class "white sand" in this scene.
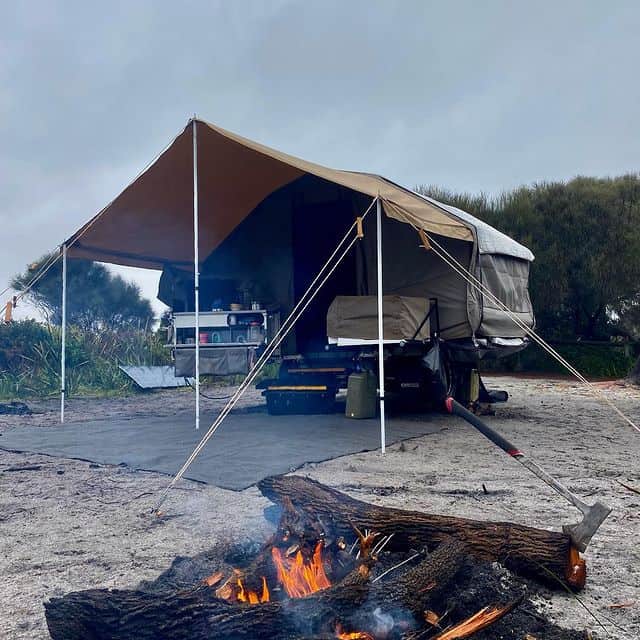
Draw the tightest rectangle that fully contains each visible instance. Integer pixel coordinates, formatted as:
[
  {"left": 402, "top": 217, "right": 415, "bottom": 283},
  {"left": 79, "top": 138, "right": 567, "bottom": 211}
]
[{"left": 1, "top": 376, "right": 638, "bottom": 639}]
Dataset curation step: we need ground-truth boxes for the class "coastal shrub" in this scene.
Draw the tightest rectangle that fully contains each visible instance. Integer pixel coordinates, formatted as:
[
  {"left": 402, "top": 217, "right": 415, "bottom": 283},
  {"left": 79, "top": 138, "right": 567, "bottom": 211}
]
[
  {"left": 484, "top": 342, "right": 637, "bottom": 379},
  {"left": 0, "top": 320, "right": 170, "bottom": 399}
]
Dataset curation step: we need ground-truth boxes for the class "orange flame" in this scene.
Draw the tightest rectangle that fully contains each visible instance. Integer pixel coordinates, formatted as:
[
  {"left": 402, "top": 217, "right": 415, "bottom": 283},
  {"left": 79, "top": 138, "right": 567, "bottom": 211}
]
[
  {"left": 213, "top": 540, "right": 330, "bottom": 605},
  {"left": 261, "top": 576, "right": 270, "bottom": 602},
  {"left": 271, "top": 541, "right": 331, "bottom": 598},
  {"left": 216, "top": 570, "right": 270, "bottom": 605},
  {"left": 235, "top": 575, "right": 270, "bottom": 604},
  {"left": 335, "top": 623, "right": 374, "bottom": 640},
  {"left": 203, "top": 570, "right": 224, "bottom": 588},
  {"left": 432, "top": 603, "right": 516, "bottom": 639}
]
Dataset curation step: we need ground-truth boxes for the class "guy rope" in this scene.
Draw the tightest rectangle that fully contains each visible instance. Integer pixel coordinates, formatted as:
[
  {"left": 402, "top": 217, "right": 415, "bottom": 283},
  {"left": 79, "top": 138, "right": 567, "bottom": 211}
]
[
  {"left": 152, "top": 197, "right": 377, "bottom": 513},
  {"left": 417, "top": 225, "right": 640, "bottom": 436}
]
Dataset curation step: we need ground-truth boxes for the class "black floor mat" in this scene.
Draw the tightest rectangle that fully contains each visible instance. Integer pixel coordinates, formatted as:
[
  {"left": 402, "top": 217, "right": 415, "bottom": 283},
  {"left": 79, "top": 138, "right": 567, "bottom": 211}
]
[{"left": 0, "top": 410, "right": 442, "bottom": 490}]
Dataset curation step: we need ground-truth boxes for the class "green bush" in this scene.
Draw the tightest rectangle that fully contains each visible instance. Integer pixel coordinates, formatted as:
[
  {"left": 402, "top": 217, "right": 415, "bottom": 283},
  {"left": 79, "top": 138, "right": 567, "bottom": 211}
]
[
  {"left": 484, "top": 342, "right": 637, "bottom": 379},
  {"left": 0, "top": 320, "right": 170, "bottom": 399},
  {"left": 417, "top": 175, "right": 640, "bottom": 341}
]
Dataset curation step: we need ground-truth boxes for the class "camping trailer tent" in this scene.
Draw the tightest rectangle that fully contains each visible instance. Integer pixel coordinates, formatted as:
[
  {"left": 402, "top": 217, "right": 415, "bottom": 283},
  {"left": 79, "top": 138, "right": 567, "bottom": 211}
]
[
  {"left": 62, "top": 119, "right": 535, "bottom": 420},
  {"left": 155, "top": 172, "right": 535, "bottom": 407}
]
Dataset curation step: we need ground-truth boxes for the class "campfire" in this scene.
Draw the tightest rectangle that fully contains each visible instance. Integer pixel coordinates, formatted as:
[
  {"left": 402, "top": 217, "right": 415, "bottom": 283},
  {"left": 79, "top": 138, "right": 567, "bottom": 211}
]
[
  {"left": 44, "top": 477, "right": 590, "bottom": 640},
  {"left": 210, "top": 536, "right": 332, "bottom": 604}
]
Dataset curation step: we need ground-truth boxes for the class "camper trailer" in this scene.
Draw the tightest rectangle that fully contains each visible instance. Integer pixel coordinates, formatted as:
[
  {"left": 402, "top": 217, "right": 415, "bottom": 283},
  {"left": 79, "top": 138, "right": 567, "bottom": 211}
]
[
  {"left": 65, "top": 119, "right": 534, "bottom": 415},
  {"left": 159, "top": 175, "right": 534, "bottom": 414}
]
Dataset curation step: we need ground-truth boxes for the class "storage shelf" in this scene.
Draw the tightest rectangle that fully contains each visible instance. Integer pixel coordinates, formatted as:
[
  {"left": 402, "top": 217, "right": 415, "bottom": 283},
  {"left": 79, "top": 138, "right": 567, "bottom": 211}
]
[
  {"left": 167, "top": 343, "right": 263, "bottom": 348},
  {"left": 173, "top": 310, "right": 267, "bottom": 330}
]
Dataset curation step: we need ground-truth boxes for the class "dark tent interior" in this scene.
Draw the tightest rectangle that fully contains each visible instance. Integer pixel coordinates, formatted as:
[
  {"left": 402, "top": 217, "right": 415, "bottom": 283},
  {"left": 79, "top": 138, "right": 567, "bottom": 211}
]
[{"left": 157, "top": 174, "right": 474, "bottom": 355}]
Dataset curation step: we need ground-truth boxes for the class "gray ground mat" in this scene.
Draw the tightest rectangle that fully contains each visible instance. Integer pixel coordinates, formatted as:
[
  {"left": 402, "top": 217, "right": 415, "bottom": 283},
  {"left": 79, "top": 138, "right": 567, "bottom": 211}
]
[{"left": 0, "top": 410, "right": 441, "bottom": 490}]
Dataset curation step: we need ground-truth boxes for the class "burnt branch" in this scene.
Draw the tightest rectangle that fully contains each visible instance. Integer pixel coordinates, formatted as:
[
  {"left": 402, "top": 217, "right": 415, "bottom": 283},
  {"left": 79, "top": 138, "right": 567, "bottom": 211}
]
[{"left": 258, "top": 475, "right": 585, "bottom": 589}]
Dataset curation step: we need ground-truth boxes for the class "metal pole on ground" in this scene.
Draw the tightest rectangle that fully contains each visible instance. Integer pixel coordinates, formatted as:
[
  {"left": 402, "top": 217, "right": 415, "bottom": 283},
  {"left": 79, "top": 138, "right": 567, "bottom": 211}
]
[
  {"left": 192, "top": 118, "right": 200, "bottom": 430},
  {"left": 60, "top": 244, "right": 67, "bottom": 423},
  {"left": 376, "top": 198, "right": 386, "bottom": 453}
]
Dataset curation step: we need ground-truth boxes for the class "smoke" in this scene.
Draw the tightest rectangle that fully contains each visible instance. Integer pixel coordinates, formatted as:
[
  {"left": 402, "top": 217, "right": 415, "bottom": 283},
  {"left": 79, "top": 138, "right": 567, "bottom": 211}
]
[{"left": 372, "top": 606, "right": 395, "bottom": 637}]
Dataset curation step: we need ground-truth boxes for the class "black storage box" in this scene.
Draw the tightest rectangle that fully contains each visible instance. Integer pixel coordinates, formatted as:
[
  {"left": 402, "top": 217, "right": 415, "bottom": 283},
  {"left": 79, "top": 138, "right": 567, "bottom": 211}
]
[{"left": 262, "top": 387, "right": 336, "bottom": 415}]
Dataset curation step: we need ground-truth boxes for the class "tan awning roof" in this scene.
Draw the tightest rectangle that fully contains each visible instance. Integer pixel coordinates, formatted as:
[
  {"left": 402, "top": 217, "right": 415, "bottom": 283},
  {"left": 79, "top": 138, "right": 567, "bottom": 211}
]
[{"left": 67, "top": 119, "right": 473, "bottom": 269}]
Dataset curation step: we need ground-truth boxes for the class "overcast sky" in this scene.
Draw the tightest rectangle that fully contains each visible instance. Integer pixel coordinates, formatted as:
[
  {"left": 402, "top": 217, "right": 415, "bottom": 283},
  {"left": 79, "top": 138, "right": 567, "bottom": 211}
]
[{"left": 2, "top": 0, "right": 639, "bottom": 317}]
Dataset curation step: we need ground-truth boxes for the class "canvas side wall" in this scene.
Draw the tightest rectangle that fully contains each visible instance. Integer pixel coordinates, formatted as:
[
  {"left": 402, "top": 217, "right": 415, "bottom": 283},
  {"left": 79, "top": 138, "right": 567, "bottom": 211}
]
[
  {"left": 476, "top": 254, "right": 534, "bottom": 338},
  {"left": 360, "top": 215, "right": 475, "bottom": 340}
]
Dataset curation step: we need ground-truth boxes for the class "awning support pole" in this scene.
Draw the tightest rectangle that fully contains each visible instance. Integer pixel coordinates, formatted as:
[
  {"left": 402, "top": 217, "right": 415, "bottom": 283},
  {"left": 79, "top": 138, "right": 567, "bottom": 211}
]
[
  {"left": 376, "top": 198, "right": 386, "bottom": 453},
  {"left": 192, "top": 118, "right": 200, "bottom": 430},
  {"left": 60, "top": 244, "right": 67, "bottom": 424}
]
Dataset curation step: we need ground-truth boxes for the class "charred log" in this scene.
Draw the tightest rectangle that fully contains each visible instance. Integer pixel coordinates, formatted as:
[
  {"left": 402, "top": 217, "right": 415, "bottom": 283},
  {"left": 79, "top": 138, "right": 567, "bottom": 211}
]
[
  {"left": 258, "top": 475, "right": 585, "bottom": 589},
  {"left": 45, "top": 541, "right": 465, "bottom": 640},
  {"left": 349, "top": 539, "right": 467, "bottom": 634}
]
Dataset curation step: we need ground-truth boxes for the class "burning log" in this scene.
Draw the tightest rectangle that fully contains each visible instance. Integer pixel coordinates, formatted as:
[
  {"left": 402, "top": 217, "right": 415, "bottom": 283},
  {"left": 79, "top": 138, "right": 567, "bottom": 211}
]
[
  {"left": 430, "top": 600, "right": 520, "bottom": 639},
  {"left": 45, "top": 540, "right": 467, "bottom": 640},
  {"left": 402, "top": 600, "right": 521, "bottom": 640},
  {"left": 210, "top": 494, "right": 361, "bottom": 606},
  {"left": 44, "top": 488, "right": 587, "bottom": 640},
  {"left": 345, "top": 540, "right": 467, "bottom": 637},
  {"left": 258, "top": 475, "right": 585, "bottom": 589}
]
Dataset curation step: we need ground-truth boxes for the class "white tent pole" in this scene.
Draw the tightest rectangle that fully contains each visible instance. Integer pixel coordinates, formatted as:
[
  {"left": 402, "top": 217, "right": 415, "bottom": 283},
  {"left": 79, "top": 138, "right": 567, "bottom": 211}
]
[
  {"left": 60, "top": 244, "right": 67, "bottom": 424},
  {"left": 376, "top": 198, "right": 386, "bottom": 453},
  {"left": 192, "top": 118, "right": 200, "bottom": 431}
]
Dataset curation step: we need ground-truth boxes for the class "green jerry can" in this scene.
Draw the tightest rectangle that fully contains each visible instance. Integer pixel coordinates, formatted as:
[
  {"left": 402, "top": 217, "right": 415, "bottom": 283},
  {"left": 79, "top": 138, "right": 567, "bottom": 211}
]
[{"left": 345, "top": 370, "right": 377, "bottom": 419}]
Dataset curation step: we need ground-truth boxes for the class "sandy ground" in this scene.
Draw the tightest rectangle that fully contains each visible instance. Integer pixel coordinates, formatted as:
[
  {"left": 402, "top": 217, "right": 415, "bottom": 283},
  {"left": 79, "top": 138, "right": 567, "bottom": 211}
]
[{"left": 1, "top": 376, "right": 639, "bottom": 639}]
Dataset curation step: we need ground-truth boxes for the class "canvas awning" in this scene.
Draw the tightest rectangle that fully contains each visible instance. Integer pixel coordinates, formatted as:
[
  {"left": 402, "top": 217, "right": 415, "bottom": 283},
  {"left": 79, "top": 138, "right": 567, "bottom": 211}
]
[{"left": 66, "top": 119, "right": 473, "bottom": 269}]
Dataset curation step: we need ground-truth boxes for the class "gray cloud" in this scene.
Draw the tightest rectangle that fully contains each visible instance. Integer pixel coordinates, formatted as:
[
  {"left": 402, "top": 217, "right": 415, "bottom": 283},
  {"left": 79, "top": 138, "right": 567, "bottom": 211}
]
[{"left": 1, "top": 0, "right": 639, "bottom": 312}]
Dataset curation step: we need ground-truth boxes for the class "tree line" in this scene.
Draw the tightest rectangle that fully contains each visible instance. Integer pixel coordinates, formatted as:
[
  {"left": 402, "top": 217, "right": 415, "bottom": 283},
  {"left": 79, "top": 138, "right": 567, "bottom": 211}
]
[
  {"left": 11, "top": 258, "right": 154, "bottom": 331},
  {"left": 7, "top": 173, "right": 640, "bottom": 382},
  {"left": 417, "top": 173, "right": 640, "bottom": 343}
]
